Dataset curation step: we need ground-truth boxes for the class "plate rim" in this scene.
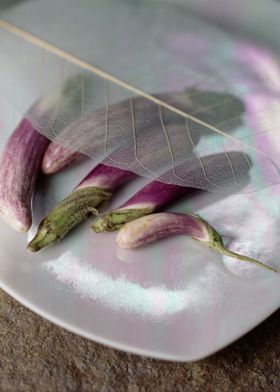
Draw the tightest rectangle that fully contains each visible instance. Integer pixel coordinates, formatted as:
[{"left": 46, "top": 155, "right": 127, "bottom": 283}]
[{"left": 2, "top": 279, "right": 279, "bottom": 362}]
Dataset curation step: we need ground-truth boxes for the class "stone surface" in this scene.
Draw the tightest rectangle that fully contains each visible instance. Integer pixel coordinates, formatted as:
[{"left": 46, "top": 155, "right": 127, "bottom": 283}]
[{"left": 0, "top": 289, "right": 279, "bottom": 391}]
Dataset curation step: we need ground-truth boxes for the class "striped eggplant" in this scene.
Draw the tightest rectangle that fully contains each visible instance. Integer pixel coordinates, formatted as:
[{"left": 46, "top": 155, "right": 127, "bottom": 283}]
[
  {"left": 41, "top": 88, "right": 244, "bottom": 174},
  {"left": 116, "top": 212, "right": 276, "bottom": 273},
  {"left": 92, "top": 151, "right": 250, "bottom": 232},
  {"left": 0, "top": 74, "right": 93, "bottom": 231},
  {"left": 42, "top": 142, "right": 86, "bottom": 174},
  {"left": 0, "top": 119, "right": 49, "bottom": 232},
  {"left": 92, "top": 181, "right": 192, "bottom": 232},
  {"left": 27, "top": 164, "right": 135, "bottom": 252}
]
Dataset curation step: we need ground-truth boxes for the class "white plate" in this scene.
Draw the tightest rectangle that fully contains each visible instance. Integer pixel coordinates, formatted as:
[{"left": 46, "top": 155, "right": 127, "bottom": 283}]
[{"left": 1, "top": 100, "right": 280, "bottom": 362}]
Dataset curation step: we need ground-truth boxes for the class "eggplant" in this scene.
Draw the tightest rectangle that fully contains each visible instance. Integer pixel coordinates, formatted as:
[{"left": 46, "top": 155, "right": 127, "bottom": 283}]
[
  {"left": 27, "top": 164, "right": 135, "bottom": 252},
  {"left": 93, "top": 151, "right": 250, "bottom": 232},
  {"left": 0, "top": 119, "right": 49, "bottom": 232},
  {"left": 117, "top": 212, "right": 276, "bottom": 272}
]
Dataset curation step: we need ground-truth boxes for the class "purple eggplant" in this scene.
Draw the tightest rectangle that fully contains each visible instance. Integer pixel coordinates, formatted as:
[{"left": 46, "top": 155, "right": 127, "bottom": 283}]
[
  {"left": 40, "top": 90, "right": 193, "bottom": 175},
  {"left": 116, "top": 212, "right": 276, "bottom": 272},
  {"left": 0, "top": 74, "right": 95, "bottom": 231},
  {"left": 42, "top": 142, "right": 86, "bottom": 174},
  {"left": 93, "top": 151, "right": 250, "bottom": 232},
  {"left": 93, "top": 181, "right": 192, "bottom": 232},
  {"left": 41, "top": 88, "right": 244, "bottom": 174},
  {"left": 27, "top": 164, "right": 135, "bottom": 252},
  {"left": 0, "top": 119, "right": 49, "bottom": 232}
]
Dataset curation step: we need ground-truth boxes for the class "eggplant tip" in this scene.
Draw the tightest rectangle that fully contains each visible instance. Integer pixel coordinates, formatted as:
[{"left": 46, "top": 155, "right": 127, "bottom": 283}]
[
  {"left": 13, "top": 220, "right": 30, "bottom": 233},
  {"left": 116, "top": 240, "right": 132, "bottom": 250},
  {"left": 116, "top": 231, "right": 136, "bottom": 249},
  {"left": 0, "top": 211, "right": 30, "bottom": 233},
  {"left": 41, "top": 160, "right": 56, "bottom": 175},
  {"left": 92, "top": 216, "right": 113, "bottom": 233},
  {"left": 27, "top": 220, "right": 59, "bottom": 252},
  {"left": 19, "top": 226, "right": 29, "bottom": 233},
  {"left": 27, "top": 244, "right": 38, "bottom": 253},
  {"left": 14, "top": 221, "right": 30, "bottom": 233}
]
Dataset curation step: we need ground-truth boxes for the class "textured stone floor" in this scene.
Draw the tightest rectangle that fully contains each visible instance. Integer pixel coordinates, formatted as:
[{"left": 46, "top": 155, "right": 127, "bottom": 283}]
[{"left": 1, "top": 289, "right": 279, "bottom": 391}]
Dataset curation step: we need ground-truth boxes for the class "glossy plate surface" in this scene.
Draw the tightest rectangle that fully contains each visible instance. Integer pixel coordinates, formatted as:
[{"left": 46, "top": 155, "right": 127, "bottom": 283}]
[{"left": 1, "top": 100, "right": 280, "bottom": 362}]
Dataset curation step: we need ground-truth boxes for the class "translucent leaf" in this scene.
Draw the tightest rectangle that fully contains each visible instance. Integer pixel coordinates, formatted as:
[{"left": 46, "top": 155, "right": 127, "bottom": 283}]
[{"left": 1, "top": 0, "right": 280, "bottom": 192}]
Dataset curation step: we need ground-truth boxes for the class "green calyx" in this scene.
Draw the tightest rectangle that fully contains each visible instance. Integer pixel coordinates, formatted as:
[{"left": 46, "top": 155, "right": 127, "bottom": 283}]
[
  {"left": 92, "top": 207, "right": 154, "bottom": 233},
  {"left": 27, "top": 186, "right": 112, "bottom": 252},
  {"left": 195, "top": 215, "right": 277, "bottom": 273}
]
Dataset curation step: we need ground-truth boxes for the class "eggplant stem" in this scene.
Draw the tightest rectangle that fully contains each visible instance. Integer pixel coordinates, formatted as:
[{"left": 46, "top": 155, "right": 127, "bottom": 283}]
[
  {"left": 27, "top": 220, "right": 58, "bottom": 253},
  {"left": 195, "top": 214, "right": 277, "bottom": 273},
  {"left": 212, "top": 243, "right": 277, "bottom": 273},
  {"left": 27, "top": 186, "right": 112, "bottom": 252},
  {"left": 92, "top": 207, "right": 154, "bottom": 232}
]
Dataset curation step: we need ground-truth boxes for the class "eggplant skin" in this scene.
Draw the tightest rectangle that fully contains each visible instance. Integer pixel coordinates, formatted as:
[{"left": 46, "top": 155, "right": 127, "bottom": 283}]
[
  {"left": 116, "top": 213, "right": 206, "bottom": 249},
  {"left": 116, "top": 212, "right": 277, "bottom": 273},
  {"left": 27, "top": 164, "right": 136, "bottom": 252},
  {"left": 42, "top": 143, "right": 85, "bottom": 174},
  {"left": 0, "top": 118, "right": 49, "bottom": 232}
]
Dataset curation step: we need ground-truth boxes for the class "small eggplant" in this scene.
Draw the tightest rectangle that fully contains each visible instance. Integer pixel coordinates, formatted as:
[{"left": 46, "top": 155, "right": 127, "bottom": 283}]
[
  {"left": 27, "top": 164, "right": 135, "bottom": 252},
  {"left": 0, "top": 74, "right": 93, "bottom": 231},
  {"left": 0, "top": 119, "right": 49, "bottom": 232},
  {"left": 93, "top": 181, "right": 190, "bottom": 232},
  {"left": 41, "top": 87, "right": 242, "bottom": 175},
  {"left": 93, "top": 151, "right": 250, "bottom": 232},
  {"left": 42, "top": 141, "right": 86, "bottom": 175},
  {"left": 116, "top": 212, "right": 276, "bottom": 273}
]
